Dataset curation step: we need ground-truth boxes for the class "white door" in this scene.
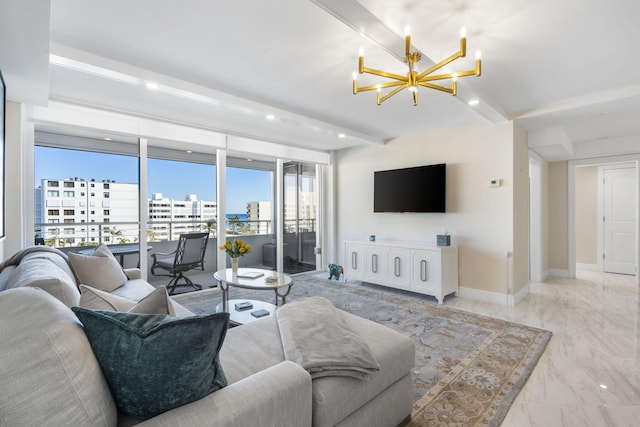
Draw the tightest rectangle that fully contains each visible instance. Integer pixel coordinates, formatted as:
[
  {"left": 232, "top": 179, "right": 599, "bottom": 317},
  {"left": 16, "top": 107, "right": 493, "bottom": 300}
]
[{"left": 603, "top": 167, "right": 636, "bottom": 274}]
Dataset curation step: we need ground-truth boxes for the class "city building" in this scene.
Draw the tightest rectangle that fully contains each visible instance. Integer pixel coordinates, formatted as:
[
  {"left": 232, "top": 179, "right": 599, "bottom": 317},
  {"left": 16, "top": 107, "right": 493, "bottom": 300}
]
[
  {"left": 35, "top": 181, "right": 218, "bottom": 246},
  {"left": 148, "top": 193, "right": 217, "bottom": 241},
  {"left": 34, "top": 178, "right": 138, "bottom": 247}
]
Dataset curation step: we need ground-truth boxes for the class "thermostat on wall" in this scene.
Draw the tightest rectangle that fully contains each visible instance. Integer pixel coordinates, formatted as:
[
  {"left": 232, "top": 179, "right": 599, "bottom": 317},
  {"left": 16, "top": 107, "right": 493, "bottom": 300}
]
[{"left": 489, "top": 179, "right": 501, "bottom": 187}]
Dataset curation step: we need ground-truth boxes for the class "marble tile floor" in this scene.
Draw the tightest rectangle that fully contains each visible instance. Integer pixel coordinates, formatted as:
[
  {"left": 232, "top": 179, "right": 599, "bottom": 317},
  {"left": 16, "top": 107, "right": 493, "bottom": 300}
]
[
  {"left": 446, "top": 270, "right": 640, "bottom": 427},
  {"left": 154, "top": 269, "right": 639, "bottom": 426}
]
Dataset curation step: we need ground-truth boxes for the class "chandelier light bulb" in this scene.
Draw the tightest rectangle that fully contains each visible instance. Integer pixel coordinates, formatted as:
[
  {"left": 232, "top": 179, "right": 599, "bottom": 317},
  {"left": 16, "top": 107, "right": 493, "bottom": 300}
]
[
  {"left": 352, "top": 71, "right": 358, "bottom": 80},
  {"left": 404, "top": 25, "right": 411, "bottom": 37},
  {"left": 476, "top": 50, "right": 482, "bottom": 59},
  {"left": 452, "top": 73, "right": 458, "bottom": 82},
  {"left": 460, "top": 27, "right": 467, "bottom": 38},
  {"left": 358, "top": 47, "right": 364, "bottom": 57}
]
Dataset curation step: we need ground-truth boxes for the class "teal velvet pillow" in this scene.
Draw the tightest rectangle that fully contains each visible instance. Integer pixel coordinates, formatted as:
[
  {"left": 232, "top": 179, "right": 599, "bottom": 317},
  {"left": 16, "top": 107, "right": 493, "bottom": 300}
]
[{"left": 71, "top": 307, "right": 230, "bottom": 420}]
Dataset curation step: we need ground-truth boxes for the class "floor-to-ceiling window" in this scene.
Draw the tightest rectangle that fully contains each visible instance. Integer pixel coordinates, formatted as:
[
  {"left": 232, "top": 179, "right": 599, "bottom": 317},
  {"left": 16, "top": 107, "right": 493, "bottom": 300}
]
[
  {"left": 34, "top": 143, "right": 139, "bottom": 248},
  {"left": 146, "top": 154, "right": 216, "bottom": 242}
]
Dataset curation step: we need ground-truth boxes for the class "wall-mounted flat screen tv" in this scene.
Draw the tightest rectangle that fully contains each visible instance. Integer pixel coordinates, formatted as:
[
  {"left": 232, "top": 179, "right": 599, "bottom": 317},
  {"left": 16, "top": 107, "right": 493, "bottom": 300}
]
[{"left": 374, "top": 163, "right": 446, "bottom": 213}]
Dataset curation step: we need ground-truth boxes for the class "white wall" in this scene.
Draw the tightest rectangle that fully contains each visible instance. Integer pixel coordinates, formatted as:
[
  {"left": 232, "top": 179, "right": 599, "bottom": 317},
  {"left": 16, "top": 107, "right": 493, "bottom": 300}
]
[{"left": 335, "top": 121, "right": 521, "bottom": 296}]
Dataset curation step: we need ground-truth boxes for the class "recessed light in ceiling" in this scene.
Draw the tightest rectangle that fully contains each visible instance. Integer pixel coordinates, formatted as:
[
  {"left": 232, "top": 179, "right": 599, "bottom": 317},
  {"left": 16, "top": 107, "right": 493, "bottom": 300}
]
[
  {"left": 104, "top": 137, "right": 112, "bottom": 141},
  {"left": 145, "top": 82, "right": 159, "bottom": 90},
  {"left": 186, "top": 150, "right": 193, "bottom": 154},
  {"left": 468, "top": 99, "right": 480, "bottom": 106},
  {"left": 338, "top": 133, "right": 346, "bottom": 138},
  {"left": 265, "top": 114, "right": 276, "bottom": 121}
]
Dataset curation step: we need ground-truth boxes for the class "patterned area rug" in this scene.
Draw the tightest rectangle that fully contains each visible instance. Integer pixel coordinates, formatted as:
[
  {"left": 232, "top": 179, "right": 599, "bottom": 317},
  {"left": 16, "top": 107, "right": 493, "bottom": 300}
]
[{"left": 173, "top": 273, "right": 552, "bottom": 427}]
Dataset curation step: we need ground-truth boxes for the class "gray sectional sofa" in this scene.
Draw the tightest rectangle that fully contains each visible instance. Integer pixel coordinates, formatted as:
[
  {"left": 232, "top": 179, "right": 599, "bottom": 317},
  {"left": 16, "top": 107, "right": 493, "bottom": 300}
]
[{"left": 0, "top": 246, "right": 415, "bottom": 426}]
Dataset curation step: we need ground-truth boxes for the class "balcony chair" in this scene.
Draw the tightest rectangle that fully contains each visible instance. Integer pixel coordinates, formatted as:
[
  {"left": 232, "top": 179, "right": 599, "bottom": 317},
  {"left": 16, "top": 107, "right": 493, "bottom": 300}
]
[{"left": 150, "top": 232, "right": 209, "bottom": 295}]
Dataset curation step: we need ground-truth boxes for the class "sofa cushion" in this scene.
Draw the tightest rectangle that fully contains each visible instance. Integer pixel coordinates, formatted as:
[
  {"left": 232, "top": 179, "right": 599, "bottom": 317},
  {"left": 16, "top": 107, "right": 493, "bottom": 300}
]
[
  {"left": 310, "top": 311, "right": 416, "bottom": 427},
  {"left": 0, "top": 287, "right": 117, "bottom": 426},
  {"left": 9, "top": 258, "right": 80, "bottom": 307},
  {"left": 0, "top": 264, "right": 16, "bottom": 291},
  {"left": 21, "top": 250, "right": 77, "bottom": 281},
  {"left": 72, "top": 307, "right": 230, "bottom": 420},
  {"left": 68, "top": 244, "right": 128, "bottom": 291},
  {"left": 79, "top": 284, "right": 176, "bottom": 316}
]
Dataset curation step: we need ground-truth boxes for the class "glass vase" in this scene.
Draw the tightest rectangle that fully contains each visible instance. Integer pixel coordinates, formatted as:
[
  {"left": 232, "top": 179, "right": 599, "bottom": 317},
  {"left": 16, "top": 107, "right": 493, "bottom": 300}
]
[{"left": 231, "top": 257, "right": 239, "bottom": 273}]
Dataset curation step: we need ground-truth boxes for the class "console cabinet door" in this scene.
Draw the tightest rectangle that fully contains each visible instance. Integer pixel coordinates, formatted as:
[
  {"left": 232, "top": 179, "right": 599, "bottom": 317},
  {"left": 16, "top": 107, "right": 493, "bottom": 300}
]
[
  {"left": 411, "top": 250, "right": 440, "bottom": 293},
  {"left": 387, "top": 247, "right": 411, "bottom": 289},
  {"left": 344, "top": 242, "right": 365, "bottom": 280},
  {"left": 365, "top": 246, "right": 389, "bottom": 282}
]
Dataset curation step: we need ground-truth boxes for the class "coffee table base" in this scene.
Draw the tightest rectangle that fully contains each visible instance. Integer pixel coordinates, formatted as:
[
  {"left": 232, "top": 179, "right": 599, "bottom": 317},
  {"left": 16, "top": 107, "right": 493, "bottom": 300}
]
[{"left": 216, "top": 299, "right": 277, "bottom": 326}]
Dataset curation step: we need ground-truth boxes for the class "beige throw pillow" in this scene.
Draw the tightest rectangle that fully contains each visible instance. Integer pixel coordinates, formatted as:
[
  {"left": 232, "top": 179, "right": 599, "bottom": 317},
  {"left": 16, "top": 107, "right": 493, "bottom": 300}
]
[
  {"left": 68, "top": 244, "right": 128, "bottom": 292},
  {"left": 79, "top": 285, "right": 176, "bottom": 316}
]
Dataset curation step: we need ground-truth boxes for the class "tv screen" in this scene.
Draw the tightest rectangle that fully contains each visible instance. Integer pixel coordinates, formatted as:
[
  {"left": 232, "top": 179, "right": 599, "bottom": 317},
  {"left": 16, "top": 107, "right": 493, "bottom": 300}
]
[{"left": 374, "top": 163, "right": 446, "bottom": 213}]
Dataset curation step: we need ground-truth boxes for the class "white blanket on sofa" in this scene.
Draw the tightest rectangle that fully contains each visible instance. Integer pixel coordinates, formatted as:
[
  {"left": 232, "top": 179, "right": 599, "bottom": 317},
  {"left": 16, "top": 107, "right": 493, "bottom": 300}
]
[{"left": 275, "top": 296, "right": 380, "bottom": 380}]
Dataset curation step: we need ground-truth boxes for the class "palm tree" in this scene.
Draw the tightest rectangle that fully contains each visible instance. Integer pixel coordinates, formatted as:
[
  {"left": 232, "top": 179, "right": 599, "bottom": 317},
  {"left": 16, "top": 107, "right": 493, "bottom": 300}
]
[
  {"left": 205, "top": 218, "right": 217, "bottom": 237},
  {"left": 228, "top": 215, "right": 241, "bottom": 235}
]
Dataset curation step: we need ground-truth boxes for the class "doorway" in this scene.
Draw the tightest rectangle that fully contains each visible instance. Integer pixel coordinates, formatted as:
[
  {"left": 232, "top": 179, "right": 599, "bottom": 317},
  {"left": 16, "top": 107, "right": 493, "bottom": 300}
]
[
  {"left": 529, "top": 154, "right": 543, "bottom": 282},
  {"left": 282, "top": 162, "right": 317, "bottom": 274},
  {"left": 569, "top": 156, "right": 639, "bottom": 283},
  {"left": 602, "top": 165, "right": 637, "bottom": 274}
]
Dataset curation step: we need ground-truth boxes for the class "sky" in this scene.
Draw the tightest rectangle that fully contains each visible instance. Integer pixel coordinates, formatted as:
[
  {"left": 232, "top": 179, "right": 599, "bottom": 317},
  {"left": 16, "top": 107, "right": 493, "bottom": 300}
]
[{"left": 34, "top": 146, "right": 272, "bottom": 213}]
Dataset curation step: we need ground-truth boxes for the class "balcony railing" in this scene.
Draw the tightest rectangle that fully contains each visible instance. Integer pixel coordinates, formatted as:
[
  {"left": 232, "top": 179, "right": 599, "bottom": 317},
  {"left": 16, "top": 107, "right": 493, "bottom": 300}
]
[{"left": 34, "top": 218, "right": 316, "bottom": 248}]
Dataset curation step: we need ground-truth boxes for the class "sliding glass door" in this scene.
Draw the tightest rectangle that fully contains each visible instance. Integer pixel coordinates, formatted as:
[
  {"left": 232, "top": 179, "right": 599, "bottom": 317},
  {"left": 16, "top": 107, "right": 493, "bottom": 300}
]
[{"left": 282, "top": 162, "right": 317, "bottom": 273}]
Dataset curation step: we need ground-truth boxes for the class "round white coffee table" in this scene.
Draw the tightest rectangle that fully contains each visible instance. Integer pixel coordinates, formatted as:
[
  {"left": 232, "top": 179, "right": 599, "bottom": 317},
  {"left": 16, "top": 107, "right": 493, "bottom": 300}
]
[{"left": 213, "top": 268, "right": 294, "bottom": 313}]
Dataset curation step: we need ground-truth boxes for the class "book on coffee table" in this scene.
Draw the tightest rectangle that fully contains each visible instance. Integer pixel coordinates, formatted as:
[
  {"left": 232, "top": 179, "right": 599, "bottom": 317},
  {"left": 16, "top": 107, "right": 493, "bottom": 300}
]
[
  {"left": 234, "top": 301, "right": 253, "bottom": 311},
  {"left": 237, "top": 271, "right": 264, "bottom": 279},
  {"left": 251, "top": 309, "right": 270, "bottom": 318}
]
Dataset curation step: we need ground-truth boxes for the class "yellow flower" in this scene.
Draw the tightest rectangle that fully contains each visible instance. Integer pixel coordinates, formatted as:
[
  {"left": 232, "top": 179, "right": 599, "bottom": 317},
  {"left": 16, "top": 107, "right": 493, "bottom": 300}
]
[{"left": 219, "top": 239, "right": 252, "bottom": 257}]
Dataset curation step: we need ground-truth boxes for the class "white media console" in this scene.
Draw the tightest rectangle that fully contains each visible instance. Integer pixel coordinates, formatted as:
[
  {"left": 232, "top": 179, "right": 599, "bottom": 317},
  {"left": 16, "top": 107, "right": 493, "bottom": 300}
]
[{"left": 344, "top": 240, "right": 459, "bottom": 304}]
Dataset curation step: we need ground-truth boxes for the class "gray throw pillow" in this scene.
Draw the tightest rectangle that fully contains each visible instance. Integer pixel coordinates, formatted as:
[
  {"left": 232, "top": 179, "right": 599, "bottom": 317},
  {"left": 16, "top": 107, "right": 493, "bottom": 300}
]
[
  {"left": 68, "top": 244, "right": 128, "bottom": 292},
  {"left": 71, "top": 307, "right": 229, "bottom": 420},
  {"left": 79, "top": 284, "right": 176, "bottom": 316}
]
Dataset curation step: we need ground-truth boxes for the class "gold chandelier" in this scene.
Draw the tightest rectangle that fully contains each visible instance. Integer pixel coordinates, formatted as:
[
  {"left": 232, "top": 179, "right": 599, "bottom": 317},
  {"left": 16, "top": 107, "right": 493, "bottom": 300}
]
[{"left": 352, "top": 27, "right": 481, "bottom": 106}]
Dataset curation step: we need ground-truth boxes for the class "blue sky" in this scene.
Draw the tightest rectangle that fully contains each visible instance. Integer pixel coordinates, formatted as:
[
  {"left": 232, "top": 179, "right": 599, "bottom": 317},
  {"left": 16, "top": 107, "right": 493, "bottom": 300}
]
[{"left": 35, "top": 147, "right": 271, "bottom": 213}]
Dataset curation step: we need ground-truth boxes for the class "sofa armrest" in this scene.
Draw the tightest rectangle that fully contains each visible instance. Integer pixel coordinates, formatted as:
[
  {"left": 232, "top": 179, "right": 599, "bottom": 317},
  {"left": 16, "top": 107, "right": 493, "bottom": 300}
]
[
  {"left": 123, "top": 268, "right": 142, "bottom": 280},
  {"left": 135, "top": 361, "right": 312, "bottom": 427}
]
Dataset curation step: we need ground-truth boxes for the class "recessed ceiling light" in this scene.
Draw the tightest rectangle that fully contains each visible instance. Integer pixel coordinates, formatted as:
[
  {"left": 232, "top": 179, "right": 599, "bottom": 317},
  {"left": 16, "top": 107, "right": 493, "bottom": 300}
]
[
  {"left": 145, "top": 82, "right": 159, "bottom": 90},
  {"left": 468, "top": 99, "right": 480, "bottom": 106},
  {"left": 103, "top": 137, "right": 112, "bottom": 141},
  {"left": 186, "top": 150, "right": 193, "bottom": 154},
  {"left": 338, "top": 133, "right": 346, "bottom": 138},
  {"left": 600, "top": 384, "right": 608, "bottom": 389},
  {"left": 265, "top": 114, "right": 276, "bottom": 121},
  {"left": 247, "top": 158, "right": 253, "bottom": 162}
]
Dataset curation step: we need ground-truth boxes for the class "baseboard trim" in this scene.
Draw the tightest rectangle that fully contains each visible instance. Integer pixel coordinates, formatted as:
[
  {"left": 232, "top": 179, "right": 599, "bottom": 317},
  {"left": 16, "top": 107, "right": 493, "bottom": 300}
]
[
  {"left": 458, "top": 286, "right": 509, "bottom": 305},
  {"left": 510, "top": 283, "right": 530, "bottom": 306},
  {"left": 576, "top": 263, "right": 601, "bottom": 271},
  {"left": 547, "top": 268, "right": 571, "bottom": 278}
]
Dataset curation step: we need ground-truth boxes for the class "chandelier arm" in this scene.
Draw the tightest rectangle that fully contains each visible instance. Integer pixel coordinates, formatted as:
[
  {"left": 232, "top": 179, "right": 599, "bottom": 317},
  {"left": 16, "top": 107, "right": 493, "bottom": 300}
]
[
  {"left": 378, "top": 84, "right": 408, "bottom": 105},
  {"left": 355, "top": 80, "right": 406, "bottom": 93},
  {"left": 417, "top": 82, "right": 454, "bottom": 94},
  {"left": 416, "top": 50, "right": 464, "bottom": 81},
  {"left": 417, "top": 67, "right": 473, "bottom": 83},
  {"left": 361, "top": 67, "right": 408, "bottom": 82}
]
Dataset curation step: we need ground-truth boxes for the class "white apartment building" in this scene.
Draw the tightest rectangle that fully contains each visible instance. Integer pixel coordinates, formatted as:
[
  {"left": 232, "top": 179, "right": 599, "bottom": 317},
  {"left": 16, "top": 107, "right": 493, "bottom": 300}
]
[
  {"left": 148, "top": 193, "right": 217, "bottom": 241},
  {"left": 246, "top": 201, "right": 272, "bottom": 234},
  {"left": 34, "top": 178, "right": 138, "bottom": 246},
  {"left": 35, "top": 180, "right": 217, "bottom": 246}
]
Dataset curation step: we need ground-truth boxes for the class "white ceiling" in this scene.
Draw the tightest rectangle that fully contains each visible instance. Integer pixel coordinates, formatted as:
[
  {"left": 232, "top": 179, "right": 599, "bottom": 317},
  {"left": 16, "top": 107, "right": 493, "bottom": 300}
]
[{"left": 1, "top": 0, "right": 640, "bottom": 161}]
